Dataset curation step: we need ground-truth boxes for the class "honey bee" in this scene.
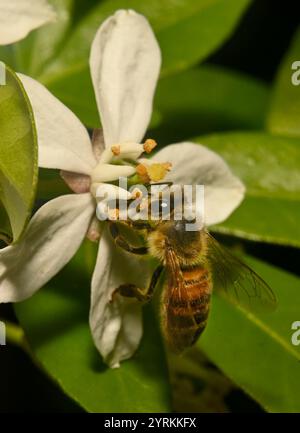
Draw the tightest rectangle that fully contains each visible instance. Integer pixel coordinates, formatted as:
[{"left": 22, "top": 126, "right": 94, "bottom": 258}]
[{"left": 109, "top": 188, "right": 277, "bottom": 353}]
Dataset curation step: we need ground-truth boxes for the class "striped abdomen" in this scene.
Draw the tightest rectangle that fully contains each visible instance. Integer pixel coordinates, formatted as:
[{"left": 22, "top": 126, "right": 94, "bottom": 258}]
[{"left": 163, "top": 265, "right": 212, "bottom": 353}]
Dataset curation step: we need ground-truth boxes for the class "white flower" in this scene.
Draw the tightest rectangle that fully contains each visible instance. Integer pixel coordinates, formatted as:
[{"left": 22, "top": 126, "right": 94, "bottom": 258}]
[
  {"left": 0, "top": 0, "right": 56, "bottom": 45},
  {"left": 0, "top": 10, "right": 245, "bottom": 368}
]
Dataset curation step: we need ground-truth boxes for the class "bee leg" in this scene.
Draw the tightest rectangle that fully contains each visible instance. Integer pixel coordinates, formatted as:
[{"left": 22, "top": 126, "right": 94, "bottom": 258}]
[
  {"left": 114, "top": 265, "right": 164, "bottom": 303},
  {"left": 109, "top": 222, "right": 148, "bottom": 255}
]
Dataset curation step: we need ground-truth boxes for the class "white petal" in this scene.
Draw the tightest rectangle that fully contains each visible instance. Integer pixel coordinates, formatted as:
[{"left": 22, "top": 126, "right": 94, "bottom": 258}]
[
  {"left": 0, "top": 0, "right": 56, "bottom": 45},
  {"left": 90, "top": 225, "right": 154, "bottom": 367},
  {"left": 90, "top": 9, "right": 161, "bottom": 146},
  {"left": 0, "top": 193, "right": 94, "bottom": 302},
  {"left": 18, "top": 73, "right": 97, "bottom": 174},
  {"left": 152, "top": 142, "right": 245, "bottom": 226},
  {"left": 92, "top": 128, "right": 105, "bottom": 161}
]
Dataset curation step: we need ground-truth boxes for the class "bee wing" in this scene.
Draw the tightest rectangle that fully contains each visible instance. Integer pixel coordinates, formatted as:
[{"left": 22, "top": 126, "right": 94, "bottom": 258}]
[
  {"left": 165, "top": 246, "right": 185, "bottom": 293},
  {"left": 206, "top": 232, "right": 277, "bottom": 313}
]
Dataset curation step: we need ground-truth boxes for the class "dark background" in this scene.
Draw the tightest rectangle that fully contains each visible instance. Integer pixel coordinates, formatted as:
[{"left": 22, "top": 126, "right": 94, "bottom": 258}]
[{"left": 1, "top": 0, "right": 300, "bottom": 412}]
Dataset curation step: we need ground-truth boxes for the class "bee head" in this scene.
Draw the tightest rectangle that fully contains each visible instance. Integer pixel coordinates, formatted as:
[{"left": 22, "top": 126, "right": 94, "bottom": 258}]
[
  {"left": 148, "top": 217, "right": 206, "bottom": 265},
  {"left": 165, "top": 218, "right": 200, "bottom": 248}
]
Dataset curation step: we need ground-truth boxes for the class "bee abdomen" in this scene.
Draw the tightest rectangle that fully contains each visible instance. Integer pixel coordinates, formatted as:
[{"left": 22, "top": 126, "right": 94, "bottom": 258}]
[{"left": 164, "top": 266, "right": 212, "bottom": 353}]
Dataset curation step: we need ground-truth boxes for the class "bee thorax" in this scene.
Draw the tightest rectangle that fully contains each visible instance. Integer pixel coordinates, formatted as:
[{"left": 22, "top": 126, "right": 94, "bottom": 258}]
[{"left": 148, "top": 221, "right": 207, "bottom": 266}]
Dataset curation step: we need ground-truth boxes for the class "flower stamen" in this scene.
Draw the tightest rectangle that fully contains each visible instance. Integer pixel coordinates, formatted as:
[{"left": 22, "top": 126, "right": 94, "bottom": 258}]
[
  {"left": 143, "top": 139, "right": 157, "bottom": 154},
  {"left": 111, "top": 144, "right": 121, "bottom": 156},
  {"left": 136, "top": 162, "right": 172, "bottom": 183}
]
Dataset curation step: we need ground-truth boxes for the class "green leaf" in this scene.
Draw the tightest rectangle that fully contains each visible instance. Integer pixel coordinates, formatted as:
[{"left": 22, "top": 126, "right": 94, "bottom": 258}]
[
  {"left": 45, "top": 67, "right": 99, "bottom": 128},
  {"left": 0, "top": 65, "right": 38, "bottom": 242},
  {"left": 0, "top": 0, "right": 72, "bottom": 73},
  {"left": 41, "top": 0, "right": 251, "bottom": 79},
  {"left": 267, "top": 26, "right": 300, "bottom": 137},
  {"left": 15, "top": 240, "right": 171, "bottom": 413},
  {"left": 0, "top": 203, "right": 12, "bottom": 243},
  {"left": 157, "top": 0, "right": 251, "bottom": 76},
  {"left": 1, "top": 0, "right": 251, "bottom": 127},
  {"left": 13, "top": 0, "right": 75, "bottom": 77},
  {"left": 151, "top": 65, "right": 270, "bottom": 142},
  {"left": 0, "top": 0, "right": 98, "bottom": 75},
  {"left": 37, "top": 168, "right": 71, "bottom": 201},
  {"left": 200, "top": 255, "right": 300, "bottom": 412},
  {"left": 197, "top": 132, "right": 300, "bottom": 247}
]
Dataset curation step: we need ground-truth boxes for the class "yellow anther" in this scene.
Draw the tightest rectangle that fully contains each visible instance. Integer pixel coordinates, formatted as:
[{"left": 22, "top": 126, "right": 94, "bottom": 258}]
[
  {"left": 136, "top": 162, "right": 172, "bottom": 183},
  {"left": 111, "top": 145, "right": 121, "bottom": 156},
  {"left": 136, "top": 163, "right": 149, "bottom": 183},
  {"left": 143, "top": 139, "right": 157, "bottom": 154}
]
